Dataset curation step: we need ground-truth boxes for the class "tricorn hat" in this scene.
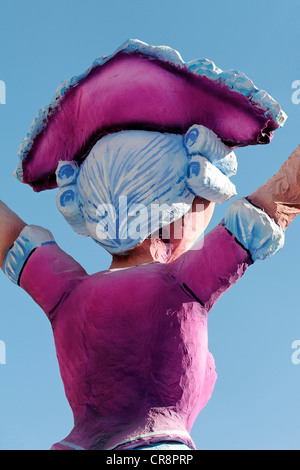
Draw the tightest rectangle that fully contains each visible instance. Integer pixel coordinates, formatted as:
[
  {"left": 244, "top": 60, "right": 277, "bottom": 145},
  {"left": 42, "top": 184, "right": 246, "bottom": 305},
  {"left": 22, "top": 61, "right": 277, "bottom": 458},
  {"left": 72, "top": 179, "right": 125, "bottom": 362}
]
[{"left": 15, "top": 39, "right": 287, "bottom": 192}]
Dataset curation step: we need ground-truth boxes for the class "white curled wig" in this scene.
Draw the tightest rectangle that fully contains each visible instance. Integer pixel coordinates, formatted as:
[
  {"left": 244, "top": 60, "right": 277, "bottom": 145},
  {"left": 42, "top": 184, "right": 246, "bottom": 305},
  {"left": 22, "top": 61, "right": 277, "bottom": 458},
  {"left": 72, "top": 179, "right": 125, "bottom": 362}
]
[{"left": 56, "top": 127, "right": 237, "bottom": 254}]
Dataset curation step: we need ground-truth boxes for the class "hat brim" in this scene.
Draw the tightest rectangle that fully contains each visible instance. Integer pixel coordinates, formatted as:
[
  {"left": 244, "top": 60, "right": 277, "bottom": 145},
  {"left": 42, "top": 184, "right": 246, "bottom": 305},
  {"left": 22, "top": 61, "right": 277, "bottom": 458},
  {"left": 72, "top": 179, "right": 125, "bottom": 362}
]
[{"left": 16, "top": 39, "right": 287, "bottom": 192}]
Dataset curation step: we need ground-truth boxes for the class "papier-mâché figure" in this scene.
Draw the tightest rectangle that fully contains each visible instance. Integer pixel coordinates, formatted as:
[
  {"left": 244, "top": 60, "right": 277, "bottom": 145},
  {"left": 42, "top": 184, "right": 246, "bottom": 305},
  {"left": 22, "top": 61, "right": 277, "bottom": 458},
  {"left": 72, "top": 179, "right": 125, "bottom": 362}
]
[{"left": 1, "top": 40, "right": 299, "bottom": 450}]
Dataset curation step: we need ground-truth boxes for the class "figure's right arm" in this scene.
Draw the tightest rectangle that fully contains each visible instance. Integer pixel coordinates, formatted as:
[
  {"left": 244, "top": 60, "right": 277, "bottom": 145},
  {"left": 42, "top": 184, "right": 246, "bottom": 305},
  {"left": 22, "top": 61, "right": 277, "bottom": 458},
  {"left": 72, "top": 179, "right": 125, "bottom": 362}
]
[
  {"left": 171, "top": 146, "right": 300, "bottom": 314},
  {"left": 170, "top": 223, "right": 254, "bottom": 314},
  {"left": 0, "top": 201, "right": 27, "bottom": 269}
]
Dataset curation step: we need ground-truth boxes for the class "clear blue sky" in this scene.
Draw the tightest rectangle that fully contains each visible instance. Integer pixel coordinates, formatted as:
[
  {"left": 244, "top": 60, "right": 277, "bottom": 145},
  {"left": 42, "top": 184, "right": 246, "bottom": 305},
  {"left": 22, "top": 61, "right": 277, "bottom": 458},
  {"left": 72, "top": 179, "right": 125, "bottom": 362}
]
[{"left": 0, "top": 0, "right": 299, "bottom": 450}]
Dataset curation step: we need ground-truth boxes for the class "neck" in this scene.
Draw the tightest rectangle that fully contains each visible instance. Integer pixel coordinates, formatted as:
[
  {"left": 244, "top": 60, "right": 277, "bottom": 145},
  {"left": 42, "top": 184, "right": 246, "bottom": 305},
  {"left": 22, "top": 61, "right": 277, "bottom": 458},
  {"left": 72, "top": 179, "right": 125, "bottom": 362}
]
[
  {"left": 109, "top": 238, "right": 173, "bottom": 270},
  {"left": 109, "top": 251, "right": 153, "bottom": 270},
  {"left": 108, "top": 197, "right": 214, "bottom": 270}
]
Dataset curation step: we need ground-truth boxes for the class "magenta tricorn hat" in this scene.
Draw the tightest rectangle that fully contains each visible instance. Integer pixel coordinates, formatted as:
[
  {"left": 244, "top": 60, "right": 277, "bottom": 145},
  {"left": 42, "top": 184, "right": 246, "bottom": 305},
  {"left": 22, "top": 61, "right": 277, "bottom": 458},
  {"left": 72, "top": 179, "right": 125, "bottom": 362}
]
[{"left": 15, "top": 39, "right": 287, "bottom": 192}]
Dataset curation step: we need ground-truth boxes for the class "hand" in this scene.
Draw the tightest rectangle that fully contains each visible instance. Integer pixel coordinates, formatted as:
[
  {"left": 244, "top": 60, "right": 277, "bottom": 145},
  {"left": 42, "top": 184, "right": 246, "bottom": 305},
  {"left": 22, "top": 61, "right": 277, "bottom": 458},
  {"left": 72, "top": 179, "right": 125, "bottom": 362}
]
[
  {"left": 248, "top": 145, "right": 300, "bottom": 230},
  {"left": 0, "top": 201, "right": 26, "bottom": 269}
]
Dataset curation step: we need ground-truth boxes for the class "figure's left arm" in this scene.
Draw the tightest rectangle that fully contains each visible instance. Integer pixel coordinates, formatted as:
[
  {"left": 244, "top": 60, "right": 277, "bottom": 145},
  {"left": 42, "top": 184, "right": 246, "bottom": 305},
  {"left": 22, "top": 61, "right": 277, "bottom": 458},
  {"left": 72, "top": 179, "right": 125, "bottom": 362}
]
[
  {"left": 248, "top": 145, "right": 300, "bottom": 231},
  {"left": 171, "top": 146, "right": 300, "bottom": 313}
]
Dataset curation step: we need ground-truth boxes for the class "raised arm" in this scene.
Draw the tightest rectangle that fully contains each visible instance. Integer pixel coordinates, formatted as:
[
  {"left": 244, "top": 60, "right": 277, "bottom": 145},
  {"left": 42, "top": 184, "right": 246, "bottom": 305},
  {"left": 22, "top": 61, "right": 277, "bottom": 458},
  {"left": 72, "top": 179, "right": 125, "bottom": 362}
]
[
  {"left": 1, "top": 201, "right": 87, "bottom": 319},
  {"left": 171, "top": 145, "right": 300, "bottom": 313},
  {"left": 171, "top": 223, "right": 253, "bottom": 313},
  {"left": 0, "top": 201, "right": 27, "bottom": 269},
  {"left": 248, "top": 145, "right": 300, "bottom": 230}
]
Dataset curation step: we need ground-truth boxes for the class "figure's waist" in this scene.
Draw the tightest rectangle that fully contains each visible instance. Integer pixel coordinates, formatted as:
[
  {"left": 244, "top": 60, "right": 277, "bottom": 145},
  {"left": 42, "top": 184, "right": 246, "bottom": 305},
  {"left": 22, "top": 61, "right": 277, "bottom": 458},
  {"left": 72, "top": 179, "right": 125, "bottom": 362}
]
[
  {"left": 51, "top": 430, "right": 196, "bottom": 451},
  {"left": 50, "top": 407, "right": 197, "bottom": 450},
  {"left": 106, "top": 430, "right": 196, "bottom": 450}
]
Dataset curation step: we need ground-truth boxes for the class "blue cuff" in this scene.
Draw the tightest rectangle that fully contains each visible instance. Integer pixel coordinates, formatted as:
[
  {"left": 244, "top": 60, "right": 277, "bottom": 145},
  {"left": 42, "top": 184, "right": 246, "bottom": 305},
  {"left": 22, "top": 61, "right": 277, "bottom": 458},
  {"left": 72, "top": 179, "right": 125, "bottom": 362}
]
[
  {"left": 223, "top": 198, "right": 285, "bottom": 261},
  {"left": 3, "top": 225, "right": 56, "bottom": 285}
]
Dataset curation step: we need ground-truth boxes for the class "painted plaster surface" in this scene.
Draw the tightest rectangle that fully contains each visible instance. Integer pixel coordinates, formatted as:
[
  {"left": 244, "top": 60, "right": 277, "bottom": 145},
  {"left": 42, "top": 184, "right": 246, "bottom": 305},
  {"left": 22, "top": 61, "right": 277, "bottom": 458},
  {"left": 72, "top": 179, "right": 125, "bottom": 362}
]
[
  {"left": 15, "top": 40, "right": 286, "bottom": 192},
  {"left": 18, "top": 224, "right": 251, "bottom": 450},
  {"left": 3, "top": 40, "right": 290, "bottom": 452}
]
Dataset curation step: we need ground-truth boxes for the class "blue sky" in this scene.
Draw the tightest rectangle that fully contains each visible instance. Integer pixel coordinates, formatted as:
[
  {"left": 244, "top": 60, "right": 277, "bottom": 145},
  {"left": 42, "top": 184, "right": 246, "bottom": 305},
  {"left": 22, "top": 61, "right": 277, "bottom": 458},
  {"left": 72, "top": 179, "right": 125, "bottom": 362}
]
[{"left": 0, "top": 0, "right": 299, "bottom": 450}]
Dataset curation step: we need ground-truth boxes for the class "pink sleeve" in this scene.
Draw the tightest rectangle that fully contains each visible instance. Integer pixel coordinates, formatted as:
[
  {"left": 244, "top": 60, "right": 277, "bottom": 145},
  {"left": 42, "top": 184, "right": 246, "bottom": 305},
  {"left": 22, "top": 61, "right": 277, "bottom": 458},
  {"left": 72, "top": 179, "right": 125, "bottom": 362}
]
[
  {"left": 19, "top": 243, "right": 87, "bottom": 320},
  {"left": 171, "top": 223, "right": 253, "bottom": 313}
]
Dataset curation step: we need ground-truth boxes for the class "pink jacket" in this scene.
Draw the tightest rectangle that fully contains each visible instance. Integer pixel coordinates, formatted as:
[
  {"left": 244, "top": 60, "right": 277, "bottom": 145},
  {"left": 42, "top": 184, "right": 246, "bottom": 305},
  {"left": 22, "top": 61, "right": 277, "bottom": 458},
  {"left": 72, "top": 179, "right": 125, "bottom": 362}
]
[{"left": 18, "top": 223, "right": 252, "bottom": 450}]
